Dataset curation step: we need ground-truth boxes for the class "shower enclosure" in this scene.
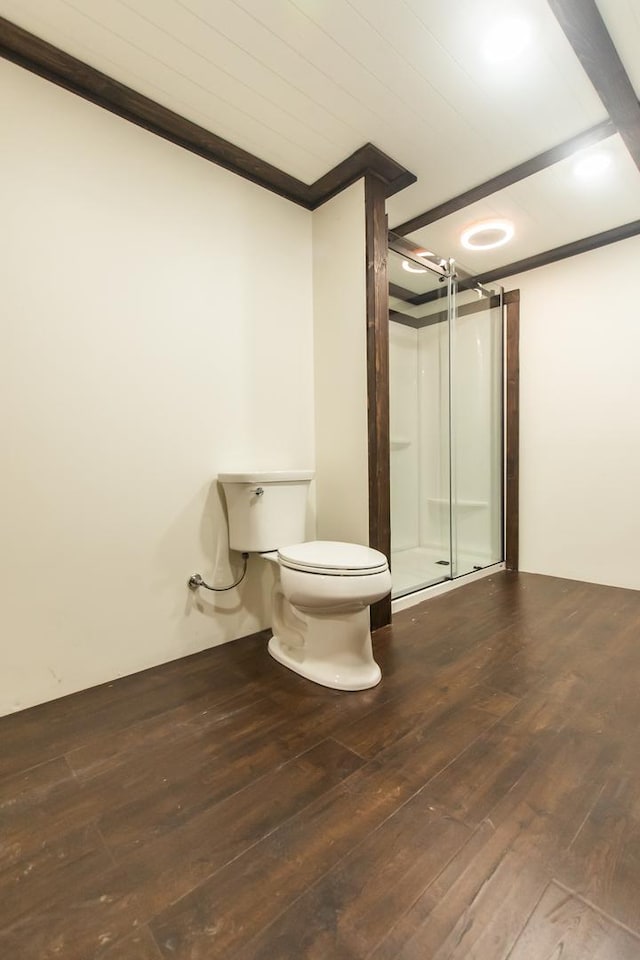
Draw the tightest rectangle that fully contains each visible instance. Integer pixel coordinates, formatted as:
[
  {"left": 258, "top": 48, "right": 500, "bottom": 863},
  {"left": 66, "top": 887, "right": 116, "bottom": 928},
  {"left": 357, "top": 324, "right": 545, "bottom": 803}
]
[{"left": 388, "top": 235, "right": 504, "bottom": 599}]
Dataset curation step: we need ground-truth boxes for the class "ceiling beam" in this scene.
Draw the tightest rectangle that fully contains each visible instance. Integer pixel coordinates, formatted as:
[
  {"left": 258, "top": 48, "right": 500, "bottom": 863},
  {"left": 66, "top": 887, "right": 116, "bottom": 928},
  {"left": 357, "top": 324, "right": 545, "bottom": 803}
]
[
  {"left": 547, "top": 0, "right": 640, "bottom": 172},
  {"left": 0, "top": 16, "right": 414, "bottom": 210},
  {"left": 390, "top": 219, "right": 640, "bottom": 301},
  {"left": 390, "top": 295, "right": 501, "bottom": 330},
  {"left": 475, "top": 218, "right": 640, "bottom": 284},
  {"left": 391, "top": 118, "right": 616, "bottom": 235}
]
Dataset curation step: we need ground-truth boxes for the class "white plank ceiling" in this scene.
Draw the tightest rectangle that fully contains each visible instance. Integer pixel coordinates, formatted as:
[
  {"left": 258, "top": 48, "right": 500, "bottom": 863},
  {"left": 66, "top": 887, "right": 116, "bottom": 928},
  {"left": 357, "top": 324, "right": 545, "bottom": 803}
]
[{"left": 1, "top": 0, "right": 639, "bottom": 276}]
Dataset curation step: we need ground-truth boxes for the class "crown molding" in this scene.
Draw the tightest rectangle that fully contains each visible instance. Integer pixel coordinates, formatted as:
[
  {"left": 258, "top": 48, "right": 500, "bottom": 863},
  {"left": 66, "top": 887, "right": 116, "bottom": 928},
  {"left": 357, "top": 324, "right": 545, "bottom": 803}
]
[{"left": 0, "top": 16, "right": 414, "bottom": 210}]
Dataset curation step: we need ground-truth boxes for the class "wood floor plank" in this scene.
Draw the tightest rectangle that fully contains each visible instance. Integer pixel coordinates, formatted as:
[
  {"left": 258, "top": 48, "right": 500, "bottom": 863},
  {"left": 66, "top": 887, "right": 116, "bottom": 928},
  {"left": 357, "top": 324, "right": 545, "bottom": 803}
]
[
  {"left": 0, "top": 739, "right": 364, "bottom": 960},
  {"left": 99, "top": 927, "right": 164, "bottom": 959},
  {"left": 557, "top": 761, "right": 640, "bottom": 933},
  {"left": 3, "top": 694, "right": 286, "bottom": 867},
  {"left": 64, "top": 685, "right": 267, "bottom": 781},
  {"left": 370, "top": 721, "right": 631, "bottom": 960},
  {"left": 0, "top": 648, "right": 263, "bottom": 780},
  {"left": 0, "top": 824, "right": 113, "bottom": 929},
  {"left": 232, "top": 796, "right": 472, "bottom": 960},
  {"left": 424, "top": 722, "right": 539, "bottom": 829},
  {"left": 334, "top": 661, "right": 517, "bottom": 759},
  {"left": 505, "top": 881, "right": 640, "bottom": 959},
  {"left": 0, "top": 757, "right": 83, "bottom": 870},
  {"left": 369, "top": 798, "right": 552, "bottom": 960},
  {"left": 1, "top": 571, "right": 640, "bottom": 959},
  {"left": 150, "top": 691, "right": 503, "bottom": 959},
  {"left": 483, "top": 578, "right": 637, "bottom": 698}
]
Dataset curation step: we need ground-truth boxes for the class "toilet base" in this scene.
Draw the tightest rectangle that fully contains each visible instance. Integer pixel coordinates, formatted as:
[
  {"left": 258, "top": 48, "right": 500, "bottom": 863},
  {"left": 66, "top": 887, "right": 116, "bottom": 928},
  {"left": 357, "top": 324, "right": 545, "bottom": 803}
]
[{"left": 267, "top": 607, "right": 382, "bottom": 691}]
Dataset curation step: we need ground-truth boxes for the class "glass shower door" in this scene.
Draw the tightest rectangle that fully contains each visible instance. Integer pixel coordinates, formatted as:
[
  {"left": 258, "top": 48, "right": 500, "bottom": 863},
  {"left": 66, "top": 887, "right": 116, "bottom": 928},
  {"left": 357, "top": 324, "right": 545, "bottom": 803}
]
[
  {"left": 388, "top": 235, "right": 504, "bottom": 601},
  {"left": 449, "top": 275, "right": 504, "bottom": 578},
  {"left": 388, "top": 245, "right": 453, "bottom": 597}
]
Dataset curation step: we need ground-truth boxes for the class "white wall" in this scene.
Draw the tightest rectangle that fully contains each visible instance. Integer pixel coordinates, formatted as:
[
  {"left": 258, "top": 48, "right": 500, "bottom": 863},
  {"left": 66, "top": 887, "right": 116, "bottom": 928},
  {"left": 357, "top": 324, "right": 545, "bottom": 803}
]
[
  {"left": 0, "top": 60, "right": 314, "bottom": 715},
  {"left": 507, "top": 235, "right": 640, "bottom": 590},
  {"left": 312, "top": 181, "right": 369, "bottom": 545}
]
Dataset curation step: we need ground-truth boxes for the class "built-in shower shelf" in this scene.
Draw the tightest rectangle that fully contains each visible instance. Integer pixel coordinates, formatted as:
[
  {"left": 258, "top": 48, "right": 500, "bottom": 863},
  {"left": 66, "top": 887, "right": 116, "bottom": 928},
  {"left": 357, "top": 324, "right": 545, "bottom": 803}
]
[
  {"left": 390, "top": 437, "right": 412, "bottom": 450},
  {"left": 426, "top": 498, "right": 488, "bottom": 509}
]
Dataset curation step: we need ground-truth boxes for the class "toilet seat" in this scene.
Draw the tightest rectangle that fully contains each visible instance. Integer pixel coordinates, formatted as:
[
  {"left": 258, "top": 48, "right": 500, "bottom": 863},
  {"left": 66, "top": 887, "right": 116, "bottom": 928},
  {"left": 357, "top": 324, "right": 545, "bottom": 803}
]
[{"left": 278, "top": 540, "right": 388, "bottom": 577}]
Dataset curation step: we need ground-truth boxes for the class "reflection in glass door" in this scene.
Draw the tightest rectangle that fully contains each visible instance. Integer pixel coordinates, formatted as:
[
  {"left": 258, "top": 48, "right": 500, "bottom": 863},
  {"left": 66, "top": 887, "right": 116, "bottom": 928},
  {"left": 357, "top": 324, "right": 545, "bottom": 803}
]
[{"left": 388, "top": 238, "right": 503, "bottom": 599}]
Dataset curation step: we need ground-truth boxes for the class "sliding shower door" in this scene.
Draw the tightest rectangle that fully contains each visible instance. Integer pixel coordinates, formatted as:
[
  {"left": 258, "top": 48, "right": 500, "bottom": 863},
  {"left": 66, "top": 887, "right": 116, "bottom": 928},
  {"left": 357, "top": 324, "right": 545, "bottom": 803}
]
[
  {"left": 388, "top": 240, "right": 503, "bottom": 599},
  {"left": 389, "top": 247, "right": 453, "bottom": 596},
  {"left": 449, "top": 279, "right": 504, "bottom": 578}
]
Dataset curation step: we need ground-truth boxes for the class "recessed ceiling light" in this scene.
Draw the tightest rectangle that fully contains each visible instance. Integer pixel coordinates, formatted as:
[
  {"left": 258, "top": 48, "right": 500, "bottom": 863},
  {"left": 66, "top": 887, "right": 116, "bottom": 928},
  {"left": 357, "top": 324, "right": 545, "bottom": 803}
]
[
  {"left": 460, "top": 219, "right": 515, "bottom": 251},
  {"left": 483, "top": 18, "right": 532, "bottom": 63},
  {"left": 402, "top": 259, "right": 427, "bottom": 274},
  {"left": 573, "top": 151, "right": 612, "bottom": 181}
]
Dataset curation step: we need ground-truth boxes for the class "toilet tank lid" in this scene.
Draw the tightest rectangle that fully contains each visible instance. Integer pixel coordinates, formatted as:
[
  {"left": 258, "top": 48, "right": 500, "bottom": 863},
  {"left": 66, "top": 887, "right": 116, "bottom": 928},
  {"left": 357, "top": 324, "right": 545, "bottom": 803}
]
[{"left": 218, "top": 470, "right": 314, "bottom": 483}]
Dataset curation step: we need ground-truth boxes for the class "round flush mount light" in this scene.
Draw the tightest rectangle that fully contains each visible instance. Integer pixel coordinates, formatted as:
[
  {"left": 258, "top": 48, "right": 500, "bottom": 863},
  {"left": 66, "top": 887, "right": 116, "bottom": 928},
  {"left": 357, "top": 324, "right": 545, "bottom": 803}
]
[
  {"left": 483, "top": 18, "right": 532, "bottom": 63},
  {"left": 573, "top": 151, "right": 612, "bottom": 181},
  {"left": 460, "top": 219, "right": 515, "bottom": 251}
]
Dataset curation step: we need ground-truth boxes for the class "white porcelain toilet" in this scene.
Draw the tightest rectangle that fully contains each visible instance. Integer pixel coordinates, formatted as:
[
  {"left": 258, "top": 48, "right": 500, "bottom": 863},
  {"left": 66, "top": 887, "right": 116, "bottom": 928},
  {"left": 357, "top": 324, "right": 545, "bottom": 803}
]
[{"left": 218, "top": 471, "right": 391, "bottom": 691}]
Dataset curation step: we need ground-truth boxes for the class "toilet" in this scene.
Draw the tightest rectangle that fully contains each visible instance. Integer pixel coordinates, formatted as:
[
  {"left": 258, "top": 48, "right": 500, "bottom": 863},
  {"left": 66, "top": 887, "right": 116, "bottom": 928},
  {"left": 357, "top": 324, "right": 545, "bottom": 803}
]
[{"left": 218, "top": 471, "right": 391, "bottom": 691}]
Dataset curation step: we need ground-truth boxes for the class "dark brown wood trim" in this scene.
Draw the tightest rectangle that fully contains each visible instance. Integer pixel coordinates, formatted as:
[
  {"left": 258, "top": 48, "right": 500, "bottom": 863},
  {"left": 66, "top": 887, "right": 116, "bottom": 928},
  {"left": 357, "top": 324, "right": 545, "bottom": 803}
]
[
  {"left": 547, "top": 0, "right": 640, "bottom": 172},
  {"left": 386, "top": 233, "right": 448, "bottom": 273},
  {"left": 389, "top": 281, "right": 426, "bottom": 303},
  {"left": 390, "top": 285, "right": 449, "bottom": 308},
  {"left": 389, "top": 310, "right": 424, "bottom": 330},
  {"left": 0, "top": 16, "right": 309, "bottom": 206},
  {"left": 390, "top": 294, "right": 501, "bottom": 330},
  {"left": 308, "top": 143, "right": 416, "bottom": 208},
  {"left": 475, "top": 218, "right": 640, "bottom": 285},
  {"left": 365, "top": 175, "right": 391, "bottom": 630},
  {"left": 504, "top": 290, "right": 520, "bottom": 571},
  {"left": 0, "top": 16, "right": 414, "bottom": 209},
  {"left": 391, "top": 118, "right": 616, "bottom": 235}
]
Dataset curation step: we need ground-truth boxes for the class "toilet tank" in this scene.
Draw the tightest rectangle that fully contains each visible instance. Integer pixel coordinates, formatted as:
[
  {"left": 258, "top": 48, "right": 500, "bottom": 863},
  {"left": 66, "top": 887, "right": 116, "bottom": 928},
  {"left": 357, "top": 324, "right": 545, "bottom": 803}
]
[{"left": 218, "top": 470, "right": 314, "bottom": 553}]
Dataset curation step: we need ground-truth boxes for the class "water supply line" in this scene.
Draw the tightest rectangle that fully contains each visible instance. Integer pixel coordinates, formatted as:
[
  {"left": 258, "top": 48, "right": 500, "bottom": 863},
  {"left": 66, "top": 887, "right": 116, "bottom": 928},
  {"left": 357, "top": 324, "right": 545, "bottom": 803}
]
[{"left": 188, "top": 553, "right": 249, "bottom": 592}]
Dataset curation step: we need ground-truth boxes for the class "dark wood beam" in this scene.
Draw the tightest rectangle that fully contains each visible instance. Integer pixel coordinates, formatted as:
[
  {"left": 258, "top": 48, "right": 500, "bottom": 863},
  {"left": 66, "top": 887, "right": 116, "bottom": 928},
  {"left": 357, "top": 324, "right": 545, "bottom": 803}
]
[
  {"left": 391, "top": 119, "right": 616, "bottom": 235},
  {"left": 308, "top": 143, "right": 416, "bottom": 209},
  {"left": 0, "top": 16, "right": 414, "bottom": 209},
  {"left": 504, "top": 290, "right": 520, "bottom": 572},
  {"left": 475, "top": 218, "right": 640, "bottom": 285},
  {"left": 0, "top": 16, "right": 309, "bottom": 206},
  {"left": 389, "top": 310, "right": 423, "bottom": 330},
  {"left": 389, "top": 281, "right": 425, "bottom": 303},
  {"left": 411, "top": 288, "right": 448, "bottom": 307},
  {"left": 547, "top": 0, "right": 640, "bottom": 172},
  {"left": 365, "top": 175, "right": 391, "bottom": 630},
  {"left": 390, "top": 294, "right": 502, "bottom": 330}
]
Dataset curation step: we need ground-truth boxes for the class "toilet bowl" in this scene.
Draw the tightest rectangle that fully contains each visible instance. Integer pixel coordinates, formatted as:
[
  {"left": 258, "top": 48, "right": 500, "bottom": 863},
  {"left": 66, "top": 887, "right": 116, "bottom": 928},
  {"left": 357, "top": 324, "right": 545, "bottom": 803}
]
[
  {"left": 218, "top": 472, "right": 391, "bottom": 691},
  {"left": 266, "top": 541, "right": 390, "bottom": 690}
]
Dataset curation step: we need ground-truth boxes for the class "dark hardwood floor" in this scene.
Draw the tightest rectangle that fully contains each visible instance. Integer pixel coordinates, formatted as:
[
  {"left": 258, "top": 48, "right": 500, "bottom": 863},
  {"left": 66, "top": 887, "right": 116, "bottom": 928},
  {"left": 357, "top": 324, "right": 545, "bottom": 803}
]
[{"left": 2, "top": 570, "right": 640, "bottom": 959}]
